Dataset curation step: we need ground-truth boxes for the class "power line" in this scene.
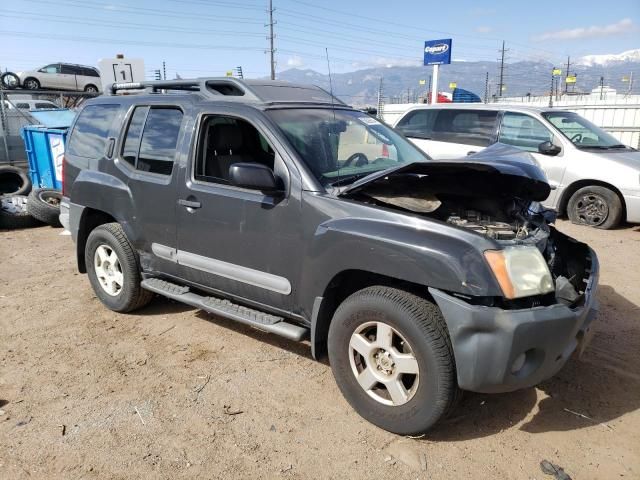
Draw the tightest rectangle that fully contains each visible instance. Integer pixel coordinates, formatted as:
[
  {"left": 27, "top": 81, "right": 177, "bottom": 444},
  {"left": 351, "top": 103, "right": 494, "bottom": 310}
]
[
  {"left": 0, "top": 30, "right": 265, "bottom": 51},
  {"left": 0, "top": 10, "right": 267, "bottom": 37},
  {"left": 22, "top": 0, "right": 265, "bottom": 24},
  {"left": 279, "top": 0, "right": 562, "bottom": 57}
]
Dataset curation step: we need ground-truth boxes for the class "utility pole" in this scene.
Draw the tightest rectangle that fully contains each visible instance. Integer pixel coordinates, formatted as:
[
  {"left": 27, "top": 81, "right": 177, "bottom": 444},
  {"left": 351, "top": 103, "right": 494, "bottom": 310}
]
[
  {"left": 497, "top": 41, "right": 508, "bottom": 97},
  {"left": 267, "top": 0, "right": 276, "bottom": 80},
  {"left": 600, "top": 76, "right": 605, "bottom": 100},
  {"left": 484, "top": 71, "right": 489, "bottom": 103},
  {"left": 376, "top": 77, "right": 384, "bottom": 119},
  {"left": 549, "top": 68, "right": 555, "bottom": 108},
  {"left": 427, "top": 75, "right": 432, "bottom": 103},
  {"left": 564, "top": 56, "right": 570, "bottom": 94},
  {"left": 162, "top": 61, "right": 166, "bottom": 80}
]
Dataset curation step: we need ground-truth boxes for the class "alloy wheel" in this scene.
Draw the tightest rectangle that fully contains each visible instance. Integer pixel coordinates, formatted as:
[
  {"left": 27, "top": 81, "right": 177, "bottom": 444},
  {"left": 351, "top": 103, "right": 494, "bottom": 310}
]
[
  {"left": 349, "top": 321, "right": 420, "bottom": 406},
  {"left": 575, "top": 192, "right": 609, "bottom": 226},
  {"left": 93, "top": 244, "right": 124, "bottom": 296}
]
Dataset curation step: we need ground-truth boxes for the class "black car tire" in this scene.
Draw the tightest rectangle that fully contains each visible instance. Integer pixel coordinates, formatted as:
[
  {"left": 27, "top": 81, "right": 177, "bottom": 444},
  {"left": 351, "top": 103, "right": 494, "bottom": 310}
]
[
  {"left": 328, "top": 286, "right": 458, "bottom": 435},
  {"left": 22, "top": 78, "right": 40, "bottom": 90},
  {"left": 85, "top": 222, "right": 154, "bottom": 313},
  {"left": 84, "top": 84, "right": 99, "bottom": 93},
  {"left": 0, "top": 72, "right": 20, "bottom": 89},
  {"left": 0, "top": 166, "right": 32, "bottom": 196},
  {"left": 27, "top": 188, "right": 62, "bottom": 227},
  {"left": 0, "top": 195, "right": 40, "bottom": 229},
  {"left": 567, "top": 185, "right": 622, "bottom": 229}
]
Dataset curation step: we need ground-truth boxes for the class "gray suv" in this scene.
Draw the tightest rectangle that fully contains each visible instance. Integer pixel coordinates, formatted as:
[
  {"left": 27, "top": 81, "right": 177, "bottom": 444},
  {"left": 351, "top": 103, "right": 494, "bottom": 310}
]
[{"left": 61, "top": 78, "right": 598, "bottom": 434}]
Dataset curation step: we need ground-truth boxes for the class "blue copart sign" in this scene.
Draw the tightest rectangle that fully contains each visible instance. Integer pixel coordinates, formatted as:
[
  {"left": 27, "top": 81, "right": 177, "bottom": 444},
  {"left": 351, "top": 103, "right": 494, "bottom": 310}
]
[{"left": 424, "top": 39, "right": 452, "bottom": 65}]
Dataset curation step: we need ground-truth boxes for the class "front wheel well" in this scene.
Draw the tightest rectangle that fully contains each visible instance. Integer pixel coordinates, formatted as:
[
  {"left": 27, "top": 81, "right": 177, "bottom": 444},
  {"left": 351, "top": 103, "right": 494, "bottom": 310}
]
[
  {"left": 559, "top": 179, "right": 627, "bottom": 220},
  {"left": 311, "top": 269, "right": 431, "bottom": 360},
  {"left": 76, "top": 208, "right": 116, "bottom": 273}
]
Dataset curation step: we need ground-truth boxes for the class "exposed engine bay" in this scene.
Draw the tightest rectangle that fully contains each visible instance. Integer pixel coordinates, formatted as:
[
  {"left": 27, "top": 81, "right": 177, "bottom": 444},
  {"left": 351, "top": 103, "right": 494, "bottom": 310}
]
[{"left": 341, "top": 161, "right": 593, "bottom": 308}]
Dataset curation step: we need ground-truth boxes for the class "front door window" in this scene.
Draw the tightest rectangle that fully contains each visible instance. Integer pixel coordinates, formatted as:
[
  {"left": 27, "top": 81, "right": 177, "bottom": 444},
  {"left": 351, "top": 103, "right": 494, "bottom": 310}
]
[{"left": 498, "top": 112, "right": 553, "bottom": 152}]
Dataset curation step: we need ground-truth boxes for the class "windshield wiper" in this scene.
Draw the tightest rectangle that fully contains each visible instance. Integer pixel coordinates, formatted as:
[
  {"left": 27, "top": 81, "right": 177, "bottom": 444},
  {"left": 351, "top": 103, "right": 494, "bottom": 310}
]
[
  {"left": 326, "top": 172, "right": 372, "bottom": 187},
  {"left": 608, "top": 144, "right": 628, "bottom": 149}
]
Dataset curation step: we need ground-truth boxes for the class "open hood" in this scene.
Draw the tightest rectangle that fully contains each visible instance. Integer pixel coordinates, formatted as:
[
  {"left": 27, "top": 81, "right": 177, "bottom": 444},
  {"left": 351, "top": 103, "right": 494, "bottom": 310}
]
[{"left": 340, "top": 143, "right": 551, "bottom": 203}]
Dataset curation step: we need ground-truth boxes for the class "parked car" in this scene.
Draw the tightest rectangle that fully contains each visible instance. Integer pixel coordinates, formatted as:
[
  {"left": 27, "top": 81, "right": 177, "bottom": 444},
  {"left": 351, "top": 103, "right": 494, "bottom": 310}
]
[
  {"left": 61, "top": 78, "right": 598, "bottom": 435},
  {"left": 15, "top": 63, "right": 101, "bottom": 93},
  {"left": 393, "top": 104, "right": 640, "bottom": 229},
  {"left": 3, "top": 99, "right": 58, "bottom": 110}
]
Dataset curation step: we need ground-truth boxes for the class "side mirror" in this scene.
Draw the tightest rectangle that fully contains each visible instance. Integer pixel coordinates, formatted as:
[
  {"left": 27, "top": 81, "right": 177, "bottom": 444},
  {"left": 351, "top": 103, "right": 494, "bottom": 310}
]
[
  {"left": 538, "top": 141, "right": 561, "bottom": 156},
  {"left": 229, "top": 163, "right": 280, "bottom": 193}
]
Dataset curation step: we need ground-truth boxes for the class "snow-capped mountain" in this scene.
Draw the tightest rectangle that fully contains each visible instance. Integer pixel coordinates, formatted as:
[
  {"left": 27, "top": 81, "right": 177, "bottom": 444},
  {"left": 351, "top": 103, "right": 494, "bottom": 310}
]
[{"left": 577, "top": 49, "right": 640, "bottom": 67}]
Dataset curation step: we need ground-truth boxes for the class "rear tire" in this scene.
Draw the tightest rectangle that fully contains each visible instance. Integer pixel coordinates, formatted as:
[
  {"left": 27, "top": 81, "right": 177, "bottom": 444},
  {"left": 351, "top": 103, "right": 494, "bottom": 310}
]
[
  {"left": 328, "top": 286, "right": 458, "bottom": 435},
  {"left": 27, "top": 188, "right": 62, "bottom": 227},
  {"left": 567, "top": 185, "right": 622, "bottom": 229},
  {"left": 85, "top": 223, "right": 153, "bottom": 312},
  {"left": 84, "top": 84, "right": 99, "bottom": 93}
]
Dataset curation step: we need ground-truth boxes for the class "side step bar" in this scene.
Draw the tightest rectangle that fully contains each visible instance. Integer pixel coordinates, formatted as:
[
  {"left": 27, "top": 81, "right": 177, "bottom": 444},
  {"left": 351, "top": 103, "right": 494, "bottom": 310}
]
[{"left": 141, "top": 278, "right": 308, "bottom": 341}]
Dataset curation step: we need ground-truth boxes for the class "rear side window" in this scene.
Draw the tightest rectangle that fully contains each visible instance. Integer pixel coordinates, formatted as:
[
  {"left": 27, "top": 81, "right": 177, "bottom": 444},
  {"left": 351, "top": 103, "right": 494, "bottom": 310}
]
[
  {"left": 67, "top": 104, "right": 120, "bottom": 159},
  {"left": 120, "top": 107, "right": 183, "bottom": 175},
  {"left": 15, "top": 103, "right": 30, "bottom": 109},
  {"left": 61, "top": 65, "right": 78, "bottom": 75},
  {"left": 35, "top": 102, "right": 55, "bottom": 109},
  {"left": 498, "top": 112, "right": 553, "bottom": 152},
  {"left": 396, "top": 110, "right": 438, "bottom": 139},
  {"left": 431, "top": 109, "right": 498, "bottom": 147}
]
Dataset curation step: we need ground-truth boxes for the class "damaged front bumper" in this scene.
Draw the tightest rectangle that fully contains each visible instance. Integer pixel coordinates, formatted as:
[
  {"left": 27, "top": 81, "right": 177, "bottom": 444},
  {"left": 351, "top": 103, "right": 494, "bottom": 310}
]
[{"left": 428, "top": 249, "right": 599, "bottom": 393}]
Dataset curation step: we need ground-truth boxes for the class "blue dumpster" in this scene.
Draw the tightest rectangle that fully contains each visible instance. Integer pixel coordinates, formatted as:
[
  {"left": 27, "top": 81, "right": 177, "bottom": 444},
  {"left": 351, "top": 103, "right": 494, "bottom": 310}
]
[{"left": 20, "top": 109, "right": 76, "bottom": 190}]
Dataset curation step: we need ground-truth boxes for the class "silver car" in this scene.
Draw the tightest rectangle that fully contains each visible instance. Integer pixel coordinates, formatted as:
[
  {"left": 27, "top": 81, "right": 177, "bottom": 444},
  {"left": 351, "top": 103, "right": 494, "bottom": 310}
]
[
  {"left": 16, "top": 63, "right": 101, "bottom": 93},
  {"left": 393, "top": 104, "right": 640, "bottom": 229}
]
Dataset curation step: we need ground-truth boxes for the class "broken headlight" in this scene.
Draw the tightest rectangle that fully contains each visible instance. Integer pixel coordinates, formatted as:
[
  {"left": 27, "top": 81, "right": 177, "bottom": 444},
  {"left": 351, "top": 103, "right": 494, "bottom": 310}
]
[{"left": 484, "top": 246, "right": 554, "bottom": 299}]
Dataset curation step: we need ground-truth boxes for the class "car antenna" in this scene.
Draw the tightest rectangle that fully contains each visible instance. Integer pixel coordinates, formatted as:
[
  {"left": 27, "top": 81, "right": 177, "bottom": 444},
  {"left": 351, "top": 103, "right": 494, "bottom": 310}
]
[{"left": 325, "top": 48, "right": 340, "bottom": 179}]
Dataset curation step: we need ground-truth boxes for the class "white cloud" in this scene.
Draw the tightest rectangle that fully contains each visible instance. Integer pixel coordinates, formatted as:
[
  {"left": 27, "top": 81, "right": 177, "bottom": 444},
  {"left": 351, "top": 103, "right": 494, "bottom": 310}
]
[
  {"left": 532, "top": 18, "right": 635, "bottom": 42},
  {"left": 475, "top": 26, "right": 492, "bottom": 34},
  {"left": 286, "top": 55, "right": 304, "bottom": 68},
  {"left": 351, "top": 57, "right": 421, "bottom": 69}
]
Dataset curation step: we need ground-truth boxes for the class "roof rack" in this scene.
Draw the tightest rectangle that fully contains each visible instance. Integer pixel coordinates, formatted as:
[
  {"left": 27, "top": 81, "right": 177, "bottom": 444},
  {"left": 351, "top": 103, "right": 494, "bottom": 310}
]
[{"left": 107, "top": 77, "right": 345, "bottom": 107}]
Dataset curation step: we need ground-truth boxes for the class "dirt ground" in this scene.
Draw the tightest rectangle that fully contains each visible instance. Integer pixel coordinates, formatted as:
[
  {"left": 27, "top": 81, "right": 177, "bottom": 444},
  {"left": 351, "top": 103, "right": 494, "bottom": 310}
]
[{"left": 0, "top": 220, "right": 639, "bottom": 480}]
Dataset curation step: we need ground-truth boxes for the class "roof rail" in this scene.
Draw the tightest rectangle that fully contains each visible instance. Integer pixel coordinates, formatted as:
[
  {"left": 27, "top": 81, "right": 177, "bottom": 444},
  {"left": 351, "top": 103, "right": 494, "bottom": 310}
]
[
  {"left": 107, "top": 77, "right": 346, "bottom": 107},
  {"left": 108, "top": 77, "right": 261, "bottom": 101}
]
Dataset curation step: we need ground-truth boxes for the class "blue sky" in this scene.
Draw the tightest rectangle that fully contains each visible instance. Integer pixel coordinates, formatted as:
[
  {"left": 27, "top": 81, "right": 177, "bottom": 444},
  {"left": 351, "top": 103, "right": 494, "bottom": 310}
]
[{"left": 1, "top": 0, "right": 638, "bottom": 79}]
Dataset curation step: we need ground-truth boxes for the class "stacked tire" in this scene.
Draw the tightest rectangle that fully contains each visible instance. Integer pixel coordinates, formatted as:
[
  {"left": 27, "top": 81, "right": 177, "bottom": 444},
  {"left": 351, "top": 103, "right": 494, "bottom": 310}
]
[
  {"left": 27, "top": 188, "right": 62, "bottom": 227},
  {"left": 0, "top": 166, "right": 63, "bottom": 229},
  {"left": 0, "top": 166, "right": 32, "bottom": 197},
  {"left": 0, "top": 195, "right": 40, "bottom": 229}
]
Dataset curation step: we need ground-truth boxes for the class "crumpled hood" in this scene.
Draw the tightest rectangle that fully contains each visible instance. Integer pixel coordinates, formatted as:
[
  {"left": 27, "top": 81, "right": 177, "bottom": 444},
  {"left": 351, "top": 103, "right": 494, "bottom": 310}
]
[{"left": 340, "top": 143, "right": 551, "bottom": 202}]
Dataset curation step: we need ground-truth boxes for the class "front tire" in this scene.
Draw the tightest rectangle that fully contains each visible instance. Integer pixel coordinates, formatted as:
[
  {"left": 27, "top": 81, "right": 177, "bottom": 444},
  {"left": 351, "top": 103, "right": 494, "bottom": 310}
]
[
  {"left": 328, "top": 286, "right": 458, "bottom": 435},
  {"left": 85, "top": 223, "right": 153, "bottom": 312},
  {"left": 567, "top": 185, "right": 622, "bottom": 229},
  {"left": 22, "top": 78, "right": 40, "bottom": 90},
  {"left": 84, "top": 84, "right": 98, "bottom": 93}
]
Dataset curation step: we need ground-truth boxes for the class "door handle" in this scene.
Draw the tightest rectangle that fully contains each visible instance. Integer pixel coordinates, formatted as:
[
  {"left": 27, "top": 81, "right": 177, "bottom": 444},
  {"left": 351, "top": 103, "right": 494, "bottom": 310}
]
[
  {"left": 467, "top": 150, "right": 477, "bottom": 155},
  {"left": 178, "top": 199, "right": 201, "bottom": 209}
]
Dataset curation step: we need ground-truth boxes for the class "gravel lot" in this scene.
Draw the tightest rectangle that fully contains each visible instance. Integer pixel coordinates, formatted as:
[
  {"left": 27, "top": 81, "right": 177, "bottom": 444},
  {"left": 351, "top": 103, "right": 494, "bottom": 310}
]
[{"left": 1, "top": 220, "right": 639, "bottom": 479}]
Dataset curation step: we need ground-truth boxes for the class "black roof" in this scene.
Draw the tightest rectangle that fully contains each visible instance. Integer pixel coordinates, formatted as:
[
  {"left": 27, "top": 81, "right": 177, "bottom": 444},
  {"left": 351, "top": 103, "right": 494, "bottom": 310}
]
[{"left": 105, "top": 77, "right": 347, "bottom": 108}]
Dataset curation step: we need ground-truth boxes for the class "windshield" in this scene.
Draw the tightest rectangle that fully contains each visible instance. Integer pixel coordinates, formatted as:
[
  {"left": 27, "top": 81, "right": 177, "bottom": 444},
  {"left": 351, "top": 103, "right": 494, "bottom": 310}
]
[
  {"left": 542, "top": 111, "right": 626, "bottom": 149},
  {"left": 266, "top": 108, "right": 430, "bottom": 186}
]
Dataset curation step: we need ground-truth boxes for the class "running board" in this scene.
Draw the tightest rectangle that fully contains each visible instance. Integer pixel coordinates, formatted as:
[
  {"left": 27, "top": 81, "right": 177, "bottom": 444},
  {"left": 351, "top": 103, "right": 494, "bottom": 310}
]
[{"left": 141, "top": 278, "right": 308, "bottom": 341}]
